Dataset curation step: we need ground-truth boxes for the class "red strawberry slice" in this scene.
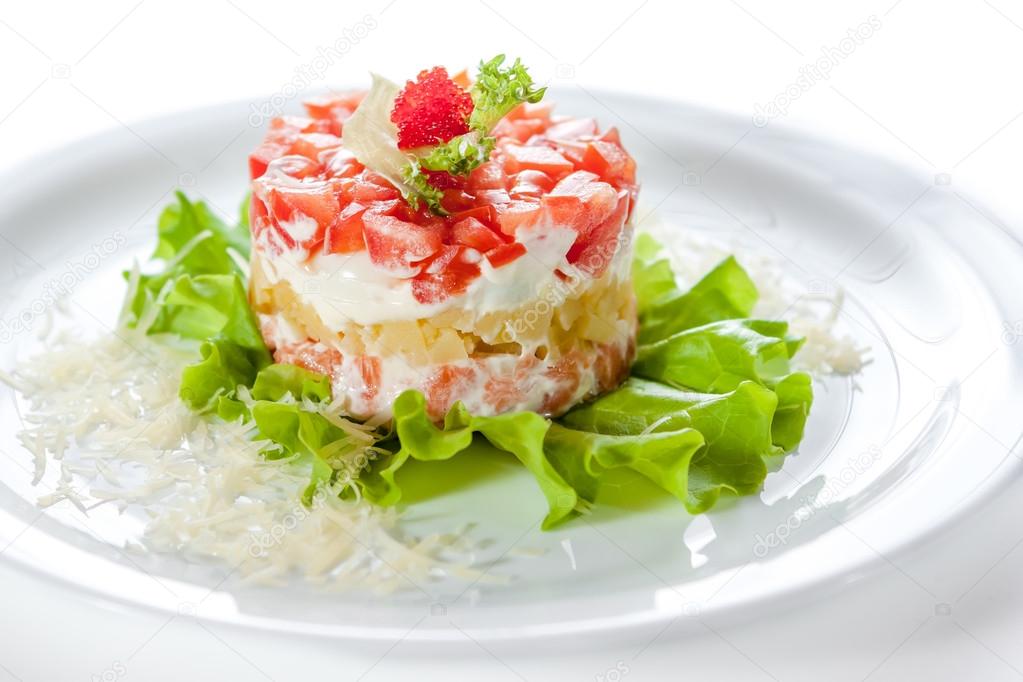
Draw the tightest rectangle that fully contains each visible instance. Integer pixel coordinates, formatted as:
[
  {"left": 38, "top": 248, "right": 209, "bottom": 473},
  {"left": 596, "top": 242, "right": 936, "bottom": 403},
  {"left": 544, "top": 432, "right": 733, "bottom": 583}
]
[
  {"left": 391, "top": 67, "right": 474, "bottom": 150},
  {"left": 362, "top": 210, "right": 444, "bottom": 277}
]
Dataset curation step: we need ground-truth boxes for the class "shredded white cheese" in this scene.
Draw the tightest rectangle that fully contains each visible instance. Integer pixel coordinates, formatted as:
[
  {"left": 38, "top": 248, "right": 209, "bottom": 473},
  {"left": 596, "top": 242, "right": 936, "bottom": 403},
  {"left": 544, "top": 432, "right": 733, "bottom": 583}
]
[{"left": 2, "top": 325, "right": 484, "bottom": 593}]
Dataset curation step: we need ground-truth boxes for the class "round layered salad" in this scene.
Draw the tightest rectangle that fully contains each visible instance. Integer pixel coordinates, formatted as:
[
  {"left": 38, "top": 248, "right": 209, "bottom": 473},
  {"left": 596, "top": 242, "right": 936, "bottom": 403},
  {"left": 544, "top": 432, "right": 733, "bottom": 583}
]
[{"left": 248, "top": 57, "right": 639, "bottom": 421}]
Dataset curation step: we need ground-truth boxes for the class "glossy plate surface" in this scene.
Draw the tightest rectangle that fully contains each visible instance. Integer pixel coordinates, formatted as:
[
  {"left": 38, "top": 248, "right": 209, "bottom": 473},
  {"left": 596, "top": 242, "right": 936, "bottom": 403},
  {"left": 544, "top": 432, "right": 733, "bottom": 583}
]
[{"left": 0, "top": 90, "right": 1020, "bottom": 643}]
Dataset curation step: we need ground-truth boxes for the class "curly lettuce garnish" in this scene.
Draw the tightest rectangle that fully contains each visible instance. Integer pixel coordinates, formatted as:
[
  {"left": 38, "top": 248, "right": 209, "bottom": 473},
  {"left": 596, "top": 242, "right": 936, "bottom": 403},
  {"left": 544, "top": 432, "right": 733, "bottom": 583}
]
[
  {"left": 410, "top": 55, "right": 546, "bottom": 194},
  {"left": 341, "top": 56, "right": 546, "bottom": 215},
  {"left": 399, "top": 161, "right": 447, "bottom": 215},
  {"left": 469, "top": 54, "right": 547, "bottom": 132},
  {"left": 417, "top": 130, "right": 496, "bottom": 177}
]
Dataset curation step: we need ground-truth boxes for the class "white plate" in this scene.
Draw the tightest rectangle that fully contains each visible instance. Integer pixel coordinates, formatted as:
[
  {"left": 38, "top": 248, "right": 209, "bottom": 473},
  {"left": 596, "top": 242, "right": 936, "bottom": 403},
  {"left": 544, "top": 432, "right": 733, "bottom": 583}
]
[{"left": 0, "top": 89, "right": 1021, "bottom": 644}]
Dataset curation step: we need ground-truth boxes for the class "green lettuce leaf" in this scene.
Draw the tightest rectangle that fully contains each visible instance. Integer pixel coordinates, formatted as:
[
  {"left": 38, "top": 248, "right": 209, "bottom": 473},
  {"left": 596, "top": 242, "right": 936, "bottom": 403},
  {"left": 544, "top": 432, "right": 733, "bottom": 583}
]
[
  {"left": 560, "top": 378, "right": 781, "bottom": 510},
  {"left": 543, "top": 425, "right": 706, "bottom": 512},
  {"left": 152, "top": 191, "right": 249, "bottom": 268},
  {"left": 179, "top": 338, "right": 266, "bottom": 411},
  {"left": 129, "top": 189, "right": 816, "bottom": 529},
  {"left": 633, "top": 319, "right": 803, "bottom": 392},
  {"left": 251, "top": 363, "right": 331, "bottom": 403},
  {"left": 361, "top": 390, "right": 579, "bottom": 530},
  {"left": 637, "top": 254, "right": 758, "bottom": 344},
  {"left": 245, "top": 363, "right": 363, "bottom": 503}
]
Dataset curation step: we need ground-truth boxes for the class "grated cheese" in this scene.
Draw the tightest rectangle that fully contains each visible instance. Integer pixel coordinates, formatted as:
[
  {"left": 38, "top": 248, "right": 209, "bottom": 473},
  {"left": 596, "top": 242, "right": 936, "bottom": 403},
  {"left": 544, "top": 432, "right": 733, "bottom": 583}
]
[{"left": 2, "top": 325, "right": 483, "bottom": 593}]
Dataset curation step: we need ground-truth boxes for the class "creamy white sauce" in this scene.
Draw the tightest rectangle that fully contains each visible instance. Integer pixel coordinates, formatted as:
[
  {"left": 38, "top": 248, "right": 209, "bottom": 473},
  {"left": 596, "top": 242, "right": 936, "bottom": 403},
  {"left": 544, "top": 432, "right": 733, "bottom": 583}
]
[{"left": 255, "top": 223, "right": 582, "bottom": 327}]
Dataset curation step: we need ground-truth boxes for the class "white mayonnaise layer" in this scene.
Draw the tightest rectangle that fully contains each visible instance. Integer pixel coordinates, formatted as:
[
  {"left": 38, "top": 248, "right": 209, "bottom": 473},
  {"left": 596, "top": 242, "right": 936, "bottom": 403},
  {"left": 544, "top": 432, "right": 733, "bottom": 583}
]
[{"left": 254, "top": 223, "right": 585, "bottom": 327}]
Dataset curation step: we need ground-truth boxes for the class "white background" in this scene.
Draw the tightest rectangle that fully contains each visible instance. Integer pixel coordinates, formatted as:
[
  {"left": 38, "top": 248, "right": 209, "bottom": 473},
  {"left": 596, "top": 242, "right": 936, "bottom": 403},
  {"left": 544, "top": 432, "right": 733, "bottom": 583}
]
[{"left": 2, "top": 0, "right": 1023, "bottom": 679}]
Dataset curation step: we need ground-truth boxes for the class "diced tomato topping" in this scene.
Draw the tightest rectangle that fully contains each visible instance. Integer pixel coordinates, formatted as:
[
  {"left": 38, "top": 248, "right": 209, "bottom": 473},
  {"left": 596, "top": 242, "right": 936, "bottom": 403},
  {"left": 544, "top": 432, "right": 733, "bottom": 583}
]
[
  {"left": 336, "top": 177, "right": 401, "bottom": 203},
  {"left": 267, "top": 184, "right": 339, "bottom": 250},
  {"left": 264, "top": 155, "right": 322, "bottom": 180},
  {"left": 509, "top": 170, "right": 554, "bottom": 197},
  {"left": 448, "top": 204, "right": 498, "bottom": 228},
  {"left": 502, "top": 145, "right": 574, "bottom": 176},
  {"left": 467, "top": 162, "right": 507, "bottom": 190},
  {"left": 452, "top": 217, "right": 505, "bottom": 252},
  {"left": 249, "top": 142, "right": 289, "bottom": 179},
  {"left": 474, "top": 189, "right": 511, "bottom": 208},
  {"left": 549, "top": 171, "right": 619, "bottom": 234},
  {"left": 424, "top": 365, "right": 477, "bottom": 418},
  {"left": 439, "top": 189, "right": 476, "bottom": 214},
  {"left": 566, "top": 190, "right": 629, "bottom": 277},
  {"left": 322, "top": 148, "right": 362, "bottom": 178},
  {"left": 289, "top": 133, "right": 342, "bottom": 162},
  {"left": 540, "top": 193, "right": 584, "bottom": 226},
  {"left": 505, "top": 102, "right": 553, "bottom": 121},
  {"left": 493, "top": 117, "right": 547, "bottom": 143},
  {"left": 324, "top": 202, "right": 367, "bottom": 254},
  {"left": 581, "top": 139, "right": 637, "bottom": 186},
  {"left": 270, "top": 115, "right": 321, "bottom": 134},
  {"left": 545, "top": 117, "right": 598, "bottom": 140},
  {"left": 303, "top": 93, "right": 363, "bottom": 120},
  {"left": 494, "top": 199, "right": 543, "bottom": 235},
  {"left": 391, "top": 67, "right": 473, "bottom": 149},
  {"left": 411, "top": 245, "right": 482, "bottom": 303},
  {"left": 550, "top": 169, "right": 600, "bottom": 195},
  {"left": 485, "top": 242, "right": 526, "bottom": 268},
  {"left": 250, "top": 85, "right": 638, "bottom": 268},
  {"left": 362, "top": 210, "right": 444, "bottom": 276}
]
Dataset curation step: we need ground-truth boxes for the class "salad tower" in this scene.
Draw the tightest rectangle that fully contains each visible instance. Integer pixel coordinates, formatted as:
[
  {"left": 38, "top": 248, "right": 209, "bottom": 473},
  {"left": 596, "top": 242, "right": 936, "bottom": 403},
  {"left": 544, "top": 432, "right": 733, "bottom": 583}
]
[
  {"left": 122, "top": 56, "right": 813, "bottom": 529},
  {"left": 248, "top": 57, "right": 639, "bottom": 421}
]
